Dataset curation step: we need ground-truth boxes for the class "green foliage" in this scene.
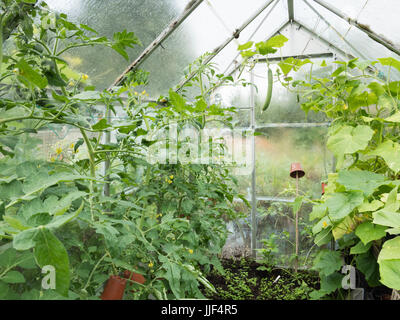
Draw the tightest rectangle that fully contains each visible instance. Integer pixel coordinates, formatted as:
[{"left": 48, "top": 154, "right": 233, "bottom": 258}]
[
  {"left": 0, "top": 1, "right": 248, "bottom": 300},
  {"left": 283, "top": 56, "right": 400, "bottom": 297},
  {"left": 378, "top": 237, "right": 400, "bottom": 289}
]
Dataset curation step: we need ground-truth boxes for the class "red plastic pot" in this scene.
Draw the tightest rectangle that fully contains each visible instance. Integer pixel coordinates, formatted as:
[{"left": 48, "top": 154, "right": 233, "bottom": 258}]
[
  {"left": 178, "top": 214, "right": 190, "bottom": 220},
  {"left": 321, "top": 182, "right": 326, "bottom": 195},
  {"left": 100, "top": 275, "right": 127, "bottom": 300}
]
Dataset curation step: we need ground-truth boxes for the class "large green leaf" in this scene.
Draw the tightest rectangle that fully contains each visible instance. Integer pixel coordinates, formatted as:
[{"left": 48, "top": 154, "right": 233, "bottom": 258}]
[
  {"left": 326, "top": 191, "right": 364, "bottom": 222},
  {"left": 0, "top": 248, "right": 17, "bottom": 267},
  {"left": 385, "top": 111, "right": 400, "bottom": 123},
  {"left": 378, "top": 57, "right": 400, "bottom": 72},
  {"left": 356, "top": 251, "right": 380, "bottom": 286},
  {"left": 169, "top": 89, "right": 186, "bottom": 112},
  {"left": 0, "top": 180, "right": 24, "bottom": 201},
  {"left": 1, "top": 270, "right": 25, "bottom": 284},
  {"left": 337, "top": 170, "right": 386, "bottom": 196},
  {"left": 309, "top": 203, "right": 328, "bottom": 221},
  {"left": 16, "top": 59, "right": 48, "bottom": 89},
  {"left": 320, "top": 272, "right": 344, "bottom": 294},
  {"left": 312, "top": 250, "right": 343, "bottom": 276},
  {"left": 373, "top": 209, "right": 400, "bottom": 228},
  {"left": 377, "top": 236, "right": 400, "bottom": 290},
  {"left": 256, "top": 35, "right": 288, "bottom": 55},
  {"left": 314, "top": 227, "right": 333, "bottom": 246},
  {"left": 327, "top": 125, "right": 373, "bottom": 164},
  {"left": 162, "top": 261, "right": 181, "bottom": 299},
  {"left": 355, "top": 221, "right": 387, "bottom": 244},
  {"left": 46, "top": 201, "right": 84, "bottom": 229},
  {"left": 368, "top": 140, "right": 400, "bottom": 174},
  {"left": 332, "top": 216, "right": 357, "bottom": 240},
  {"left": 373, "top": 187, "right": 400, "bottom": 228},
  {"left": 50, "top": 191, "right": 86, "bottom": 216},
  {"left": 358, "top": 200, "right": 384, "bottom": 212},
  {"left": 350, "top": 241, "right": 372, "bottom": 254},
  {"left": 278, "top": 57, "right": 311, "bottom": 75},
  {"left": 13, "top": 228, "right": 39, "bottom": 251},
  {"left": 34, "top": 228, "right": 70, "bottom": 296}
]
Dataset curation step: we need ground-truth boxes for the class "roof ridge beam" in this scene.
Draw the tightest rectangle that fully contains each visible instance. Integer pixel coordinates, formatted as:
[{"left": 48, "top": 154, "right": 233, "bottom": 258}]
[{"left": 288, "top": 0, "right": 294, "bottom": 21}]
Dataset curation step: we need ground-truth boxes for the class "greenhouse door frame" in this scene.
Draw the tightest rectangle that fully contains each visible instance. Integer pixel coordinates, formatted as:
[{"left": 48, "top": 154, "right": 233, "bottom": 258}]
[{"left": 247, "top": 51, "right": 335, "bottom": 258}]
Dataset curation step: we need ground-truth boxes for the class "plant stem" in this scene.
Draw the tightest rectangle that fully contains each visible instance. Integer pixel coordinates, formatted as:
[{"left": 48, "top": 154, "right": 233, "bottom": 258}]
[
  {"left": 80, "top": 128, "right": 96, "bottom": 220},
  {"left": 83, "top": 253, "right": 108, "bottom": 291}
]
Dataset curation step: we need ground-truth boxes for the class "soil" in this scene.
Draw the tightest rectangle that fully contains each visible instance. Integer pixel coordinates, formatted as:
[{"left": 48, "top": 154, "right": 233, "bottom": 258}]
[
  {"left": 201, "top": 258, "right": 319, "bottom": 300},
  {"left": 201, "top": 258, "right": 393, "bottom": 300}
]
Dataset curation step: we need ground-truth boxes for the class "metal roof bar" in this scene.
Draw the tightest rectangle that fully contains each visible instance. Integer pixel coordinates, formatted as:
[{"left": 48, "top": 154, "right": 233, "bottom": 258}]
[
  {"left": 175, "top": 0, "right": 277, "bottom": 92},
  {"left": 303, "top": 0, "right": 368, "bottom": 60},
  {"left": 221, "top": 0, "right": 280, "bottom": 78},
  {"left": 256, "top": 52, "right": 333, "bottom": 62},
  {"left": 288, "top": 0, "right": 294, "bottom": 21},
  {"left": 312, "top": 0, "right": 400, "bottom": 56},
  {"left": 256, "top": 122, "right": 330, "bottom": 128},
  {"left": 107, "top": 0, "right": 204, "bottom": 91}
]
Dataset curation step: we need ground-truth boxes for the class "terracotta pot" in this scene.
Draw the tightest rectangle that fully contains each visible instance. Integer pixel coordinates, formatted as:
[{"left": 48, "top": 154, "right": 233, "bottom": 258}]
[
  {"left": 100, "top": 275, "right": 126, "bottom": 300},
  {"left": 178, "top": 214, "right": 190, "bottom": 220},
  {"left": 123, "top": 270, "right": 146, "bottom": 285},
  {"left": 290, "top": 162, "right": 305, "bottom": 179}
]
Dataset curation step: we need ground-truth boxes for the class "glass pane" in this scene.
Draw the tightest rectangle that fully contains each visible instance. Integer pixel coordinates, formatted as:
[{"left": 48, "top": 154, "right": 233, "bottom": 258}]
[
  {"left": 270, "top": 23, "right": 334, "bottom": 58},
  {"left": 308, "top": 0, "right": 400, "bottom": 49},
  {"left": 256, "top": 200, "right": 315, "bottom": 267},
  {"left": 222, "top": 201, "right": 252, "bottom": 258},
  {"left": 140, "top": 1, "right": 232, "bottom": 96},
  {"left": 205, "top": 0, "right": 268, "bottom": 34},
  {"left": 253, "top": 60, "right": 332, "bottom": 125},
  {"left": 232, "top": 109, "right": 250, "bottom": 128},
  {"left": 296, "top": 0, "right": 400, "bottom": 64},
  {"left": 46, "top": 0, "right": 188, "bottom": 90},
  {"left": 237, "top": 0, "right": 288, "bottom": 45},
  {"left": 211, "top": 70, "right": 251, "bottom": 109},
  {"left": 255, "top": 127, "right": 333, "bottom": 198},
  {"left": 295, "top": 0, "right": 360, "bottom": 58},
  {"left": 359, "top": 0, "right": 400, "bottom": 46}
]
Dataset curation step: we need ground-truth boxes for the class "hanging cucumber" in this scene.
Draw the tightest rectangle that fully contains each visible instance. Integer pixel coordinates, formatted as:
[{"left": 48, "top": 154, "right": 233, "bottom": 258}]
[{"left": 262, "top": 67, "right": 273, "bottom": 111}]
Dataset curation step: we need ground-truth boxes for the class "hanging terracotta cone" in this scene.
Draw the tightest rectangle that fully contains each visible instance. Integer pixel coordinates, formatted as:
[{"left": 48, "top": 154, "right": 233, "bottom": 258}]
[
  {"left": 123, "top": 270, "right": 146, "bottom": 294},
  {"left": 100, "top": 275, "right": 127, "bottom": 300},
  {"left": 290, "top": 162, "right": 305, "bottom": 273},
  {"left": 289, "top": 162, "right": 305, "bottom": 179}
]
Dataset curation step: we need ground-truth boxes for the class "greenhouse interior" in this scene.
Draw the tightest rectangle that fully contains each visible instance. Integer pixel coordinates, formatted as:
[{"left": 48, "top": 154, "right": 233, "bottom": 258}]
[{"left": 0, "top": 0, "right": 400, "bottom": 301}]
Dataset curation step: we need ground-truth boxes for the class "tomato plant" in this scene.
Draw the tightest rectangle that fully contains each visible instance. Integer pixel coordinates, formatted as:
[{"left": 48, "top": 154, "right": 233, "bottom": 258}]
[{"left": 0, "top": 0, "right": 252, "bottom": 299}]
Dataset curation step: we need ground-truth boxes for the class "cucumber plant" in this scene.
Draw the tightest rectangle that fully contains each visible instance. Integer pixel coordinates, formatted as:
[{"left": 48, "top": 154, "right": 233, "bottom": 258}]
[{"left": 280, "top": 56, "right": 400, "bottom": 298}]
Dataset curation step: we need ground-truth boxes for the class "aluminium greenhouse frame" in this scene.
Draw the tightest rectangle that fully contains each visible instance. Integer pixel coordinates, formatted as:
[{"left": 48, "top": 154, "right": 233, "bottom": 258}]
[{"left": 105, "top": 0, "right": 400, "bottom": 257}]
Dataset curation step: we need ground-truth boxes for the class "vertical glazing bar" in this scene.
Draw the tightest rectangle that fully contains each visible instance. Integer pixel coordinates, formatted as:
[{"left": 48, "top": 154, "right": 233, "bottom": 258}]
[
  {"left": 330, "top": 53, "right": 337, "bottom": 251},
  {"left": 250, "top": 70, "right": 257, "bottom": 258},
  {"left": 288, "top": 0, "right": 294, "bottom": 21}
]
